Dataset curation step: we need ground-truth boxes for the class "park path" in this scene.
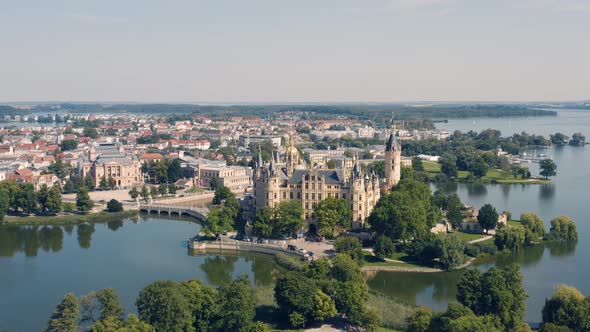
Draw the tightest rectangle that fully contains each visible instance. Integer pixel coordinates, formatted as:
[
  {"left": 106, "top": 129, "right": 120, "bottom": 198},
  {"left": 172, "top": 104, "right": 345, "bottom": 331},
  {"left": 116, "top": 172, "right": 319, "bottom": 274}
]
[{"left": 468, "top": 235, "right": 493, "bottom": 244}]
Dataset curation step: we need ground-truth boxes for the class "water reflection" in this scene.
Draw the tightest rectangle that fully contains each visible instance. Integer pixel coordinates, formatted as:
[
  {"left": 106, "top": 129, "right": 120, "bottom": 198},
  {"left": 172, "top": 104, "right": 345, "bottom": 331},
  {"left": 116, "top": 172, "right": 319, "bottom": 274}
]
[
  {"left": 107, "top": 219, "right": 124, "bottom": 231},
  {"left": 77, "top": 223, "right": 95, "bottom": 249},
  {"left": 466, "top": 182, "right": 487, "bottom": 197},
  {"left": 0, "top": 225, "right": 65, "bottom": 257},
  {"left": 546, "top": 241, "right": 577, "bottom": 257},
  {"left": 200, "top": 255, "right": 239, "bottom": 286},
  {"left": 539, "top": 184, "right": 555, "bottom": 201}
]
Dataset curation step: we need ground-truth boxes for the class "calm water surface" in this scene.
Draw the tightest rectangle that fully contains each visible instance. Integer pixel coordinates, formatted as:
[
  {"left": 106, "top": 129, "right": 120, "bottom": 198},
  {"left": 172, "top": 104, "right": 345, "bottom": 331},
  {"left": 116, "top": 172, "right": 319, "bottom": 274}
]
[
  {"left": 0, "top": 217, "right": 277, "bottom": 331},
  {"left": 370, "top": 109, "right": 590, "bottom": 323}
]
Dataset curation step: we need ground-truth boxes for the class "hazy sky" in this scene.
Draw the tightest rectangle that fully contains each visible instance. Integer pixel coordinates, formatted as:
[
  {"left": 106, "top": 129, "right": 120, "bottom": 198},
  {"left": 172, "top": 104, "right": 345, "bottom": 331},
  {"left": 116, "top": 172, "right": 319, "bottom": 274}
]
[{"left": 1, "top": 0, "right": 589, "bottom": 103}]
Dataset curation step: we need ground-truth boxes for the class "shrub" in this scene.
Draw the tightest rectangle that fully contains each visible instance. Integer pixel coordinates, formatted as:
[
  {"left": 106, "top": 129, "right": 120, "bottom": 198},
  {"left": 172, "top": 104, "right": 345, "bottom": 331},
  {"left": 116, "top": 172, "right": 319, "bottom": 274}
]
[
  {"left": 464, "top": 244, "right": 480, "bottom": 257},
  {"left": 274, "top": 253, "right": 306, "bottom": 271},
  {"left": 106, "top": 199, "right": 124, "bottom": 213},
  {"left": 373, "top": 235, "right": 395, "bottom": 258},
  {"left": 549, "top": 216, "right": 578, "bottom": 242}
]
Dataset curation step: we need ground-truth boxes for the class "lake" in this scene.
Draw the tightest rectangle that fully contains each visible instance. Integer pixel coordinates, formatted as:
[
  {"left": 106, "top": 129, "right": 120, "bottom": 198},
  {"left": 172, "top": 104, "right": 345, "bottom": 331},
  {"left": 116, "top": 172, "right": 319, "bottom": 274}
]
[
  {"left": 0, "top": 217, "right": 278, "bottom": 331},
  {"left": 1, "top": 109, "right": 589, "bottom": 330},
  {"left": 369, "top": 109, "right": 590, "bottom": 323}
]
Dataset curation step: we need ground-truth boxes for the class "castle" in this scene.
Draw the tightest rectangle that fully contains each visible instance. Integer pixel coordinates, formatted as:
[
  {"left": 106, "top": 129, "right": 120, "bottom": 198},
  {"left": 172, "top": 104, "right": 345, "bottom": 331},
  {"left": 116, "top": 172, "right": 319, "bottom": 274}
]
[{"left": 252, "top": 125, "right": 401, "bottom": 231}]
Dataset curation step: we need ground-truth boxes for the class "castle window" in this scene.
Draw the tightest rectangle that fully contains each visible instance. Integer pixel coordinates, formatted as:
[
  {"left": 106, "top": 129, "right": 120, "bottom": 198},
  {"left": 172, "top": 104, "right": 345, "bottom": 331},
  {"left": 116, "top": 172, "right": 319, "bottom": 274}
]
[
  {"left": 318, "top": 194, "right": 322, "bottom": 200},
  {"left": 283, "top": 192, "right": 286, "bottom": 199},
  {"left": 342, "top": 193, "right": 346, "bottom": 199},
  {"left": 311, "top": 193, "right": 315, "bottom": 200},
  {"left": 305, "top": 193, "right": 309, "bottom": 200},
  {"left": 312, "top": 183, "right": 315, "bottom": 190},
  {"left": 305, "top": 183, "right": 308, "bottom": 189},
  {"left": 297, "top": 192, "right": 301, "bottom": 199},
  {"left": 305, "top": 203, "right": 309, "bottom": 209},
  {"left": 290, "top": 192, "right": 293, "bottom": 199},
  {"left": 335, "top": 193, "right": 339, "bottom": 199}
]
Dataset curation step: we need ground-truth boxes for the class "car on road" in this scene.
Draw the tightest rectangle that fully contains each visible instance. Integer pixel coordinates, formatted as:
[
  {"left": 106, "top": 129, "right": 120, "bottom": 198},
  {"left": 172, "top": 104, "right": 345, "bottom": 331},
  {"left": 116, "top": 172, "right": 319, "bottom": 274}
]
[
  {"left": 297, "top": 248, "right": 307, "bottom": 254},
  {"left": 242, "top": 236, "right": 252, "bottom": 242},
  {"left": 287, "top": 245, "right": 298, "bottom": 251}
]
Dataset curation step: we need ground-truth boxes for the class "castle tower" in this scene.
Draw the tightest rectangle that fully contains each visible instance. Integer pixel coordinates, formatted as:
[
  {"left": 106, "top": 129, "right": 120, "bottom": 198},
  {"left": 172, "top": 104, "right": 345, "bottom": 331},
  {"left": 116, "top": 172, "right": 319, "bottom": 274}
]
[
  {"left": 384, "top": 116, "right": 401, "bottom": 192},
  {"left": 285, "top": 133, "right": 300, "bottom": 176}
]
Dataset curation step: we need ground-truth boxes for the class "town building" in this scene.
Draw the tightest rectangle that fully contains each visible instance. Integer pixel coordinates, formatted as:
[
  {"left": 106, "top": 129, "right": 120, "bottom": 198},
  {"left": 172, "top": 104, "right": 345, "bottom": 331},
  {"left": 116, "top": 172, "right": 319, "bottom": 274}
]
[
  {"left": 78, "top": 143, "right": 143, "bottom": 188},
  {"left": 252, "top": 129, "right": 402, "bottom": 231}
]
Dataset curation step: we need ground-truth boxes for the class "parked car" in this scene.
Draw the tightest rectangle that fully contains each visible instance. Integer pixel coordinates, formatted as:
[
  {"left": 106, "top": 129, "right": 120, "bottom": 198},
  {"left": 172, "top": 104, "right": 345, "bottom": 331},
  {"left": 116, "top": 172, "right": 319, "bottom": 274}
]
[
  {"left": 287, "top": 245, "right": 298, "bottom": 251},
  {"left": 297, "top": 248, "right": 307, "bottom": 254},
  {"left": 242, "top": 237, "right": 252, "bottom": 242},
  {"left": 308, "top": 251, "right": 314, "bottom": 257}
]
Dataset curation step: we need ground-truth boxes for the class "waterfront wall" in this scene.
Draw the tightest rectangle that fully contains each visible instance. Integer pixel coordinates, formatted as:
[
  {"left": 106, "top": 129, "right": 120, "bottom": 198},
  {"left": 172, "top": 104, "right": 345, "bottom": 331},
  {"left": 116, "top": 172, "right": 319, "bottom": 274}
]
[{"left": 189, "top": 239, "right": 305, "bottom": 258}]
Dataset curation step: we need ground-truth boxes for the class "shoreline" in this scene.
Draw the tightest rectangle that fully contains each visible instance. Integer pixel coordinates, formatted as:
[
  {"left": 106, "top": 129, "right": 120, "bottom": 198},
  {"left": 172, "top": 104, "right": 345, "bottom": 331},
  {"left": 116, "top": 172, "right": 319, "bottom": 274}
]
[{"left": 3, "top": 210, "right": 139, "bottom": 226}]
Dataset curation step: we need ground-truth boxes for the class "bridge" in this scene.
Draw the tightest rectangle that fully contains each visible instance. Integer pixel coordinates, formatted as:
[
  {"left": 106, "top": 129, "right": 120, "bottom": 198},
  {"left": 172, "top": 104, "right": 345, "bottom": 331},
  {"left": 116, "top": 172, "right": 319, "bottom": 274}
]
[{"left": 139, "top": 203, "right": 209, "bottom": 223}]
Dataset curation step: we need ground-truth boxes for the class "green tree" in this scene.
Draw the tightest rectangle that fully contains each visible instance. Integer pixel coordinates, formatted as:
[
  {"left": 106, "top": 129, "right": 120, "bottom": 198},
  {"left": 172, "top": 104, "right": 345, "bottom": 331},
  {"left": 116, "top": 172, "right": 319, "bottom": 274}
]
[
  {"left": 312, "top": 289, "right": 337, "bottom": 322},
  {"left": 314, "top": 197, "right": 352, "bottom": 237},
  {"left": 38, "top": 184, "right": 50, "bottom": 214},
  {"left": 542, "top": 284, "right": 590, "bottom": 332},
  {"left": 446, "top": 193, "right": 464, "bottom": 231},
  {"left": 569, "top": 132, "right": 586, "bottom": 146},
  {"left": 373, "top": 235, "right": 395, "bottom": 259},
  {"left": 334, "top": 236, "right": 363, "bottom": 262},
  {"left": 46, "top": 184, "right": 62, "bottom": 214},
  {"left": 60, "top": 139, "right": 78, "bottom": 151},
  {"left": 457, "top": 264, "right": 527, "bottom": 331},
  {"left": 107, "top": 176, "right": 116, "bottom": 189},
  {"left": 333, "top": 281, "right": 369, "bottom": 325},
  {"left": 168, "top": 184, "right": 177, "bottom": 195},
  {"left": 436, "top": 234, "right": 466, "bottom": 270},
  {"left": 106, "top": 199, "right": 124, "bottom": 212},
  {"left": 136, "top": 280, "right": 194, "bottom": 332},
  {"left": 45, "top": 293, "right": 79, "bottom": 332},
  {"left": 149, "top": 186, "right": 158, "bottom": 199},
  {"left": 440, "top": 154, "right": 458, "bottom": 178},
  {"left": 520, "top": 212, "right": 545, "bottom": 244},
  {"left": 540, "top": 159, "right": 557, "bottom": 179},
  {"left": 477, "top": 204, "right": 498, "bottom": 233},
  {"left": 48, "top": 158, "right": 72, "bottom": 180},
  {"left": 369, "top": 177, "right": 440, "bottom": 242},
  {"left": 202, "top": 206, "right": 235, "bottom": 237},
  {"left": 252, "top": 207, "right": 274, "bottom": 238},
  {"left": 408, "top": 307, "right": 432, "bottom": 332},
  {"left": 85, "top": 176, "right": 96, "bottom": 191},
  {"left": 91, "top": 314, "right": 153, "bottom": 332},
  {"left": 469, "top": 155, "right": 489, "bottom": 178},
  {"left": 76, "top": 186, "right": 94, "bottom": 212},
  {"left": 274, "top": 201, "right": 304, "bottom": 237},
  {"left": 17, "top": 183, "right": 37, "bottom": 214},
  {"left": 330, "top": 253, "right": 363, "bottom": 283},
  {"left": 140, "top": 185, "right": 149, "bottom": 201},
  {"left": 213, "top": 275, "right": 256, "bottom": 332},
  {"left": 83, "top": 127, "right": 99, "bottom": 139},
  {"left": 549, "top": 216, "right": 578, "bottom": 242},
  {"left": 95, "top": 288, "right": 124, "bottom": 321},
  {"left": 495, "top": 225, "right": 526, "bottom": 251},
  {"left": 274, "top": 272, "right": 317, "bottom": 328},
  {"left": 0, "top": 188, "right": 9, "bottom": 222},
  {"left": 128, "top": 187, "right": 139, "bottom": 200},
  {"left": 99, "top": 177, "right": 108, "bottom": 190},
  {"left": 158, "top": 183, "right": 167, "bottom": 197},
  {"left": 412, "top": 157, "right": 424, "bottom": 172},
  {"left": 213, "top": 186, "right": 234, "bottom": 205},
  {"left": 178, "top": 279, "right": 217, "bottom": 332}
]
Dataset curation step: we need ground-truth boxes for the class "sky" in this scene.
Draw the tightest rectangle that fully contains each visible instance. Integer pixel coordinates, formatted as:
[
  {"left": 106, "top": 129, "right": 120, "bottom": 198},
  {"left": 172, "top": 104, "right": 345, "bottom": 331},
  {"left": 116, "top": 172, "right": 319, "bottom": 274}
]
[{"left": 0, "top": 0, "right": 589, "bottom": 103}]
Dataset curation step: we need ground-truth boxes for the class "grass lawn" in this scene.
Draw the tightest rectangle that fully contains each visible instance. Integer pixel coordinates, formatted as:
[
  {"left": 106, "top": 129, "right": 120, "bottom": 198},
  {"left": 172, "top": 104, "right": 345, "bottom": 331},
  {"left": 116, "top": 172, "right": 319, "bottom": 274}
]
[
  {"left": 508, "top": 220, "right": 522, "bottom": 227},
  {"left": 454, "top": 231, "right": 488, "bottom": 243},
  {"left": 362, "top": 250, "right": 435, "bottom": 269},
  {"left": 422, "top": 160, "right": 550, "bottom": 184}
]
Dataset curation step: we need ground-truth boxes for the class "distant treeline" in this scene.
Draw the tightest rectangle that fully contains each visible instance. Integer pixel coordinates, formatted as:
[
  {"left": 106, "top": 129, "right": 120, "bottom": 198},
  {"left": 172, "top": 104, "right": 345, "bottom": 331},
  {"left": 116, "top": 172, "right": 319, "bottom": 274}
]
[
  {"left": 16, "top": 103, "right": 556, "bottom": 122},
  {"left": 0, "top": 105, "right": 30, "bottom": 116}
]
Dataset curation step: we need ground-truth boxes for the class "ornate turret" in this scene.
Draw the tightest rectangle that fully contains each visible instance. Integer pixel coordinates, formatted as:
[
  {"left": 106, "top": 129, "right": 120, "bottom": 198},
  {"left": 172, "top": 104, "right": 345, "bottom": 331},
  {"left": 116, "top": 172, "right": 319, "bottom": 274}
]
[
  {"left": 384, "top": 114, "right": 401, "bottom": 192},
  {"left": 285, "top": 133, "right": 300, "bottom": 176}
]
